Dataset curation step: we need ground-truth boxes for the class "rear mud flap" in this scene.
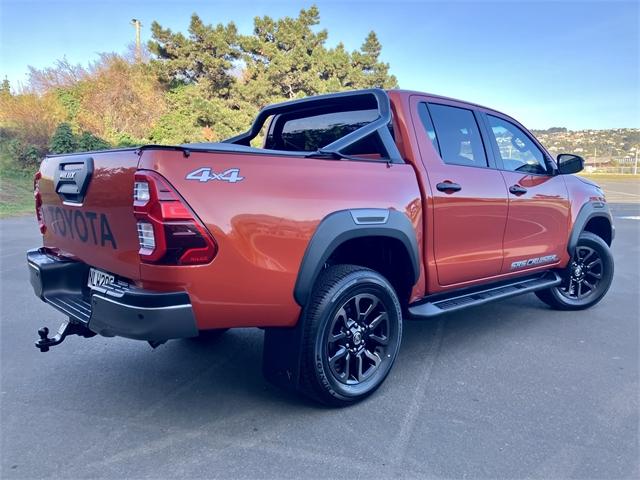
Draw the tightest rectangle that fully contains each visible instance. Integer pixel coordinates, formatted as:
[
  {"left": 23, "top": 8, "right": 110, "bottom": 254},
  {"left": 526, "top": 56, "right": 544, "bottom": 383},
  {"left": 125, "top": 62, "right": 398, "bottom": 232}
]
[{"left": 262, "top": 323, "right": 305, "bottom": 392}]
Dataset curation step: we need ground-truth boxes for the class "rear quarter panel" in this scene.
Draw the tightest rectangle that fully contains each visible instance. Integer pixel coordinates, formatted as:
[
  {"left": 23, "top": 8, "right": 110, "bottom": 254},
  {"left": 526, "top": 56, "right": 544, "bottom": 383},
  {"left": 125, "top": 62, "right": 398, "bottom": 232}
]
[{"left": 138, "top": 150, "right": 423, "bottom": 329}]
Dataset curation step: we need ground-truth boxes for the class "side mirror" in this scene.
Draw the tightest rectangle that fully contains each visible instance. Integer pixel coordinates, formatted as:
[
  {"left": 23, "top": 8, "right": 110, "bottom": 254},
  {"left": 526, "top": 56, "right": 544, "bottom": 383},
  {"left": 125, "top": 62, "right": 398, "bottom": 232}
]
[{"left": 557, "top": 154, "right": 584, "bottom": 174}]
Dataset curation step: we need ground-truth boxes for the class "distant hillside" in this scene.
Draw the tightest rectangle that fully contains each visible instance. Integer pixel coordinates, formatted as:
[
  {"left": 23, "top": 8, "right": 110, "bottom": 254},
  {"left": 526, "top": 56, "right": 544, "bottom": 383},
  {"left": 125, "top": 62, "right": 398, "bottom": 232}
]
[{"left": 531, "top": 128, "right": 639, "bottom": 165}]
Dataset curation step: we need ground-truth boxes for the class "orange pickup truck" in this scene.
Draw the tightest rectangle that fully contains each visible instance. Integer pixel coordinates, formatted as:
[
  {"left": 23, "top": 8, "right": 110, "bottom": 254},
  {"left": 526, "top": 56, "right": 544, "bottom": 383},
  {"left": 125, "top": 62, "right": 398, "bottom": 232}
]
[{"left": 27, "top": 89, "right": 614, "bottom": 405}]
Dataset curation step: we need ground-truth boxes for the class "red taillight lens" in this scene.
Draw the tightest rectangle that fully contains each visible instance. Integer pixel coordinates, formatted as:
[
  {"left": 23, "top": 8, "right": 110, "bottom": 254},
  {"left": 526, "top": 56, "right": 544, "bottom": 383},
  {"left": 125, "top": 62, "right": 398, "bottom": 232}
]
[
  {"left": 33, "top": 171, "right": 46, "bottom": 234},
  {"left": 133, "top": 171, "right": 217, "bottom": 265}
]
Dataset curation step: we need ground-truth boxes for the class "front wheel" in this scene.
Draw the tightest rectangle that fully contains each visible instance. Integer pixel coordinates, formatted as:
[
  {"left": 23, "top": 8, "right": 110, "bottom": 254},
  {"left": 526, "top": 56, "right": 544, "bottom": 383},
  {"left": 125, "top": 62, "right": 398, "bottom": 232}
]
[
  {"left": 298, "top": 265, "right": 403, "bottom": 406},
  {"left": 536, "top": 232, "right": 614, "bottom": 310}
]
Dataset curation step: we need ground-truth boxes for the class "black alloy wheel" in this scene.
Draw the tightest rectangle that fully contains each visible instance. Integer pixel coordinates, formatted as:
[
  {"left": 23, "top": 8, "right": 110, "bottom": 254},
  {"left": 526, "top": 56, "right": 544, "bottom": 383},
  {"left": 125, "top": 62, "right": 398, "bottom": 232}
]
[
  {"left": 558, "top": 245, "right": 604, "bottom": 300},
  {"left": 298, "top": 265, "right": 403, "bottom": 406},
  {"left": 535, "top": 231, "right": 614, "bottom": 310},
  {"left": 326, "top": 293, "right": 391, "bottom": 385}
]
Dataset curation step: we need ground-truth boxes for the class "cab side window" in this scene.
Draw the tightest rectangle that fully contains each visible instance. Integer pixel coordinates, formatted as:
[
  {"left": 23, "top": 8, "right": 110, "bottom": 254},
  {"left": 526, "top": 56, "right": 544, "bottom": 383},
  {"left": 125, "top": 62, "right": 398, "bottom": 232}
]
[
  {"left": 426, "top": 103, "right": 488, "bottom": 168},
  {"left": 417, "top": 103, "right": 439, "bottom": 153},
  {"left": 487, "top": 115, "right": 548, "bottom": 174}
]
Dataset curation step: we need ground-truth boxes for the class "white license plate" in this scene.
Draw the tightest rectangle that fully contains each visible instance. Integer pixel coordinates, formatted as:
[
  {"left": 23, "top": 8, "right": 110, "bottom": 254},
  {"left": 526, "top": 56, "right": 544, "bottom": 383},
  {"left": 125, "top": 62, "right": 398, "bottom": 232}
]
[{"left": 88, "top": 268, "right": 115, "bottom": 289}]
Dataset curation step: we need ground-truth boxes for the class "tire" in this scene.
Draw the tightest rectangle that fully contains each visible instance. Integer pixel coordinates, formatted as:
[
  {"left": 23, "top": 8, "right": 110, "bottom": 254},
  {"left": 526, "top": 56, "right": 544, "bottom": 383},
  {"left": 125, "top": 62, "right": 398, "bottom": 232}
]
[
  {"left": 298, "top": 265, "right": 403, "bottom": 406},
  {"left": 535, "top": 231, "right": 614, "bottom": 310}
]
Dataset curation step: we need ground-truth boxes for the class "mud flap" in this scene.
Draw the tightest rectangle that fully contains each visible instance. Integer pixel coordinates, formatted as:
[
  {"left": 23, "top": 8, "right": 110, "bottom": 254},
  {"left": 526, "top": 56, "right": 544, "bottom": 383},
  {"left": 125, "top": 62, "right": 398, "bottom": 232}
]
[{"left": 262, "top": 323, "right": 305, "bottom": 392}]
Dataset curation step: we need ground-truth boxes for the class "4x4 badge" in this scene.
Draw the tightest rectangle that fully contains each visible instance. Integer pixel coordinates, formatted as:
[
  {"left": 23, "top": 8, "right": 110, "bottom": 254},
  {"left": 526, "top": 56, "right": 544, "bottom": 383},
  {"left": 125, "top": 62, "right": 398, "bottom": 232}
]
[{"left": 186, "top": 167, "right": 244, "bottom": 183}]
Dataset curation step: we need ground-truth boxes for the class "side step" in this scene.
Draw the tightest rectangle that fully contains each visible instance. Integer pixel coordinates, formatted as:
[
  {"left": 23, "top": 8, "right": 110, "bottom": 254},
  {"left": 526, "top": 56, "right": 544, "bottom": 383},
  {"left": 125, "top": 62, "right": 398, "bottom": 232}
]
[{"left": 408, "top": 272, "right": 562, "bottom": 319}]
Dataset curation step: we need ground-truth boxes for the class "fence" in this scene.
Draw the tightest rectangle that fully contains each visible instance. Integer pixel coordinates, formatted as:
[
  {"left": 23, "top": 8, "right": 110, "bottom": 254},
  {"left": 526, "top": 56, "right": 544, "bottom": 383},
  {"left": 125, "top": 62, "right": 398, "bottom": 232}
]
[
  {"left": 584, "top": 165, "right": 639, "bottom": 175},
  {"left": 583, "top": 155, "right": 639, "bottom": 175}
]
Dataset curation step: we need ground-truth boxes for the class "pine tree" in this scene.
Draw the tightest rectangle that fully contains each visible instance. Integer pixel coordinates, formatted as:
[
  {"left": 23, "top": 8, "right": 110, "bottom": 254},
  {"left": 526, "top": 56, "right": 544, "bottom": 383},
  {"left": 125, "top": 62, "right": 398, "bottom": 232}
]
[
  {"left": 0, "top": 77, "right": 11, "bottom": 97},
  {"left": 236, "top": 6, "right": 398, "bottom": 108},
  {"left": 148, "top": 14, "right": 240, "bottom": 98},
  {"left": 351, "top": 32, "right": 398, "bottom": 89}
]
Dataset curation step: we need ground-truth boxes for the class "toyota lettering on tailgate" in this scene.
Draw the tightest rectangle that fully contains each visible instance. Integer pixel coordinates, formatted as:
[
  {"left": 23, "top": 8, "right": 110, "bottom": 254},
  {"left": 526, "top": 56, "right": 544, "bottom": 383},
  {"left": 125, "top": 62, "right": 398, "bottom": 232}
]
[{"left": 43, "top": 206, "right": 118, "bottom": 249}]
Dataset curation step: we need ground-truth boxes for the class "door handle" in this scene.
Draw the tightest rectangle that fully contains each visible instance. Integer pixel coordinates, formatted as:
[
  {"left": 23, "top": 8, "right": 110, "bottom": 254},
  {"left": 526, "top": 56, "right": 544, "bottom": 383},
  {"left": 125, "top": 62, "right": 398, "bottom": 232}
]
[
  {"left": 509, "top": 184, "right": 527, "bottom": 195},
  {"left": 436, "top": 181, "right": 462, "bottom": 193}
]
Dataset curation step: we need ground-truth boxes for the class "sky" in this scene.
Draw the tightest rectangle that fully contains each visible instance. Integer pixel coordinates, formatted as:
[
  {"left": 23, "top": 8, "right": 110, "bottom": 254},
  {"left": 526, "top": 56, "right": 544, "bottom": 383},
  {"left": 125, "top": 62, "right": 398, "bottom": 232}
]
[{"left": 1, "top": 0, "right": 638, "bottom": 130}]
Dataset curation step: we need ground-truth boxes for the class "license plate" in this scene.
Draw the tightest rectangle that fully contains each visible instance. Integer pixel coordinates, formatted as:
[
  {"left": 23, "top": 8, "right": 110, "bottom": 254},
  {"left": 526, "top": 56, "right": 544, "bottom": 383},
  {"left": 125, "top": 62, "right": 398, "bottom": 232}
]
[{"left": 88, "top": 268, "right": 115, "bottom": 289}]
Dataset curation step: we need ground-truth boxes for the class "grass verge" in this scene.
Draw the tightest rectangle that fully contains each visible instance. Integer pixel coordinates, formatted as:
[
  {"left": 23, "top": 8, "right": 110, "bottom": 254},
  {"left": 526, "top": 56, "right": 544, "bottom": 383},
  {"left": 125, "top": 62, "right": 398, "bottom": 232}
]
[
  {"left": 578, "top": 173, "right": 640, "bottom": 181},
  {"left": 0, "top": 169, "right": 34, "bottom": 218}
]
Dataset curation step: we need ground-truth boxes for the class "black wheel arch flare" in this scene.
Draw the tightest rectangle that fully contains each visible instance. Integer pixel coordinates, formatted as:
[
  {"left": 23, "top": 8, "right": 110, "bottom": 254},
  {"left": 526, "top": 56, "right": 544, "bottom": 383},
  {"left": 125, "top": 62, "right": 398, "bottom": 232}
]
[
  {"left": 568, "top": 200, "right": 614, "bottom": 256},
  {"left": 293, "top": 209, "right": 420, "bottom": 306}
]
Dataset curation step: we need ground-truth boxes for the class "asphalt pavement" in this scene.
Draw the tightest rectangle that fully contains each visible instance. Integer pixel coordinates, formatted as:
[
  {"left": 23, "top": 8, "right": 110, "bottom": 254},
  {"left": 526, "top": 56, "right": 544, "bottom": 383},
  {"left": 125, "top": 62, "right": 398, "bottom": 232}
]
[{"left": 1, "top": 180, "right": 638, "bottom": 479}]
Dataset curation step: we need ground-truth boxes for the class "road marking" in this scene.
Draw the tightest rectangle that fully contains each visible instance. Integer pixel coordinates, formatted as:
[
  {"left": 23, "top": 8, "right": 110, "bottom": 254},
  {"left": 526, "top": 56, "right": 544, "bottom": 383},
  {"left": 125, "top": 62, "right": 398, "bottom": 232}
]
[
  {"left": 606, "top": 189, "right": 640, "bottom": 198},
  {"left": 617, "top": 216, "right": 640, "bottom": 220},
  {"left": 389, "top": 318, "right": 444, "bottom": 466}
]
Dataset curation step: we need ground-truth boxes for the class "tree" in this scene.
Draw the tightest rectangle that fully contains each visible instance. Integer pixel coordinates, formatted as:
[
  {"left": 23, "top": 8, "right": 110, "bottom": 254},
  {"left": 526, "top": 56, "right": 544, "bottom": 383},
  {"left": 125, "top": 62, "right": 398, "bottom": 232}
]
[
  {"left": 27, "top": 58, "right": 87, "bottom": 93},
  {"left": 2, "top": 4, "right": 400, "bottom": 168},
  {"left": 74, "top": 54, "right": 166, "bottom": 143},
  {"left": 0, "top": 90, "right": 65, "bottom": 152},
  {"left": 148, "top": 6, "right": 398, "bottom": 111},
  {"left": 350, "top": 32, "right": 398, "bottom": 89},
  {"left": 150, "top": 83, "right": 255, "bottom": 144},
  {"left": 76, "top": 131, "right": 110, "bottom": 152},
  {"left": 238, "top": 6, "right": 330, "bottom": 103},
  {"left": 235, "top": 6, "right": 397, "bottom": 108},
  {"left": 148, "top": 14, "right": 240, "bottom": 98},
  {"left": 0, "top": 78, "right": 10, "bottom": 97},
  {"left": 49, "top": 123, "right": 77, "bottom": 154}
]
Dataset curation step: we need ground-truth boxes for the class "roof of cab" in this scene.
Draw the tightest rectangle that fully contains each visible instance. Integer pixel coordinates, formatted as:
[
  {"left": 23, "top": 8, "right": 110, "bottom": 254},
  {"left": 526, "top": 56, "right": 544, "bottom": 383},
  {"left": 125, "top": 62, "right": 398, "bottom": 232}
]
[{"left": 387, "top": 89, "right": 513, "bottom": 120}]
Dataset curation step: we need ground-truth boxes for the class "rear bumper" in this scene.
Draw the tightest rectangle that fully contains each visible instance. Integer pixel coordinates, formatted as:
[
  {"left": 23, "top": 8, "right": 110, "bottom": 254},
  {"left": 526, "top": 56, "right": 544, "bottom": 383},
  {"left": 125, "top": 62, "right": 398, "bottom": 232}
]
[{"left": 27, "top": 248, "right": 198, "bottom": 341}]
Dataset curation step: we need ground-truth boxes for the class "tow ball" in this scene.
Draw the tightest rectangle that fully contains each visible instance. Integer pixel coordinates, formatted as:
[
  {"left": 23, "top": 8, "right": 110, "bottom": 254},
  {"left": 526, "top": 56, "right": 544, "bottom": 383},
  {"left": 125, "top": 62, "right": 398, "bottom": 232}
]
[{"left": 35, "top": 321, "right": 96, "bottom": 352}]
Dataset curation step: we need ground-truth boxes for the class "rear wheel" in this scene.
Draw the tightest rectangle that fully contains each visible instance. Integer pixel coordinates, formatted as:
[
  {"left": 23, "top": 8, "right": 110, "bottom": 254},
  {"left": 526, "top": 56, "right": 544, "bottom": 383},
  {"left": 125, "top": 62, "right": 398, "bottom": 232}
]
[
  {"left": 298, "top": 265, "right": 402, "bottom": 406},
  {"left": 536, "top": 232, "right": 613, "bottom": 310}
]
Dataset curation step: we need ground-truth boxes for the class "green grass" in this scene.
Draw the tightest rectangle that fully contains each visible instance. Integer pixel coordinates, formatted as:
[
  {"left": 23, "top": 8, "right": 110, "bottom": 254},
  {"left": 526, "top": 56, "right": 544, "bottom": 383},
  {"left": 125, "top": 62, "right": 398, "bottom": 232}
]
[
  {"left": 578, "top": 173, "right": 640, "bottom": 181},
  {"left": 0, "top": 169, "right": 35, "bottom": 218}
]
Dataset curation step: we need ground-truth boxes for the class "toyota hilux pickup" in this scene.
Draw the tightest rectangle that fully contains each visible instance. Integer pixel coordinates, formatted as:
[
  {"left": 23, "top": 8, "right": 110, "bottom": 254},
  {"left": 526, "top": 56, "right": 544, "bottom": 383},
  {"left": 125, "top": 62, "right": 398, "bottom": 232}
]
[{"left": 27, "top": 88, "right": 614, "bottom": 406}]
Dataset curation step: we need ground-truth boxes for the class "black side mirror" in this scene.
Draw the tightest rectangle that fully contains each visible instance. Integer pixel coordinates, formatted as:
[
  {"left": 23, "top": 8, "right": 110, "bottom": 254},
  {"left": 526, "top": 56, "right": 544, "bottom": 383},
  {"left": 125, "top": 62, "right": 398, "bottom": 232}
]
[{"left": 557, "top": 154, "right": 584, "bottom": 174}]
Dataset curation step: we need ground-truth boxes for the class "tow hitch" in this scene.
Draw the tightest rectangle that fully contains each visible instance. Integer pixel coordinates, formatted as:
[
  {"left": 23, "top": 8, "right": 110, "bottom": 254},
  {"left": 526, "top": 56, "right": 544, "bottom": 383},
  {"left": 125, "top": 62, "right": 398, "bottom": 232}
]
[{"left": 35, "top": 321, "right": 96, "bottom": 352}]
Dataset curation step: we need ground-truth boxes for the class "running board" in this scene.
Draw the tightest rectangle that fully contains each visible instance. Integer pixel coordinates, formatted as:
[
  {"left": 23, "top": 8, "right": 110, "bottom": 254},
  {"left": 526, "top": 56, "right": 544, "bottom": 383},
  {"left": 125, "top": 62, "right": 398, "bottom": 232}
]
[{"left": 408, "top": 272, "right": 562, "bottom": 319}]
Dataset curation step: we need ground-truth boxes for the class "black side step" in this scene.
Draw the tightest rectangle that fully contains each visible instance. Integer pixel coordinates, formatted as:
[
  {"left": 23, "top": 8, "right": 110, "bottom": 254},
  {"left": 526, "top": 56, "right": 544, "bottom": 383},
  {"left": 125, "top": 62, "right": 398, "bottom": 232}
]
[{"left": 408, "top": 272, "right": 562, "bottom": 319}]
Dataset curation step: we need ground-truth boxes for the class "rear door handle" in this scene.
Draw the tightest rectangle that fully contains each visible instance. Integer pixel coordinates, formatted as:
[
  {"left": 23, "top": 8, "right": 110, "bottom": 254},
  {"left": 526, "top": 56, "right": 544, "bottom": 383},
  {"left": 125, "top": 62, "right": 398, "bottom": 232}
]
[
  {"left": 509, "top": 184, "right": 527, "bottom": 195},
  {"left": 436, "top": 181, "right": 462, "bottom": 193}
]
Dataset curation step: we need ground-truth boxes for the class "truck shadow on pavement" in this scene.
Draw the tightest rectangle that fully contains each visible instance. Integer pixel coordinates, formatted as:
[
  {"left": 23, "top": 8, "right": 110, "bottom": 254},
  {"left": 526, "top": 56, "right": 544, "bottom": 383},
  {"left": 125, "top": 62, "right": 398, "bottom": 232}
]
[{"left": 54, "top": 293, "right": 561, "bottom": 417}]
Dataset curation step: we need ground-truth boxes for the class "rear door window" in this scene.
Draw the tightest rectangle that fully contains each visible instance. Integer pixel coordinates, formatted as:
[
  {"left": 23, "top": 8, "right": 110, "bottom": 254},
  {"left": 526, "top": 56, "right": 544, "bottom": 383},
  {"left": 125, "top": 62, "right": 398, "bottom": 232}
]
[{"left": 426, "top": 103, "right": 488, "bottom": 167}]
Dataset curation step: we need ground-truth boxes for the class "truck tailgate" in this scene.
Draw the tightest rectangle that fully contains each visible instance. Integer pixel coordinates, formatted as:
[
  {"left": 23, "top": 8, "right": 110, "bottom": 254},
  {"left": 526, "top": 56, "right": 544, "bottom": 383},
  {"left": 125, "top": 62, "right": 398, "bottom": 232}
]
[{"left": 38, "top": 150, "right": 141, "bottom": 281}]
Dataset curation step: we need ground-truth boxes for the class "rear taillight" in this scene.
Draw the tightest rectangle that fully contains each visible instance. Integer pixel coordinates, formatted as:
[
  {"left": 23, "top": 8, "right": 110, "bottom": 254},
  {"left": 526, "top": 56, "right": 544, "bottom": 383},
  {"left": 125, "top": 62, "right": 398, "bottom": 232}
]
[
  {"left": 33, "top": 171, "right": 46, "bottom": 234},
  {"left": 133, "top": 171, "right": 217, "bottom": 265}
]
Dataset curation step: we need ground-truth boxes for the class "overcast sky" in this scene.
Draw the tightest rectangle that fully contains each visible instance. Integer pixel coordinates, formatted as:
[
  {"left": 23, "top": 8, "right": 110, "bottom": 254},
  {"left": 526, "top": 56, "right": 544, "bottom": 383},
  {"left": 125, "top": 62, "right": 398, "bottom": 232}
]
[{"left": 1, "top": 0, "right": 638, "bottom": 129}]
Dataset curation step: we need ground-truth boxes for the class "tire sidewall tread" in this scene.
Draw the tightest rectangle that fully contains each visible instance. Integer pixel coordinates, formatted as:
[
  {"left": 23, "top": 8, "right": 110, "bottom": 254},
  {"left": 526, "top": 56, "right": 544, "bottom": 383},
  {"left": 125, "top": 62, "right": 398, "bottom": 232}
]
[
  {"left": 536, "top": 231, "right": 614, "bottom": 311},
  {"left": 298, "top": 265, "right": 402, "bottom": 406}
]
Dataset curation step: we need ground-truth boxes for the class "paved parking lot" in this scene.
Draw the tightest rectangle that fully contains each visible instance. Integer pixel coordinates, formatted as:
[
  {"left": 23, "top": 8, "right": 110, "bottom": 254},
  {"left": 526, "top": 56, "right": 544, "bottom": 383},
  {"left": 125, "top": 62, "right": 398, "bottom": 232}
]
[{"left": 1, "top": 179, "right": 638, "bottom": 479}]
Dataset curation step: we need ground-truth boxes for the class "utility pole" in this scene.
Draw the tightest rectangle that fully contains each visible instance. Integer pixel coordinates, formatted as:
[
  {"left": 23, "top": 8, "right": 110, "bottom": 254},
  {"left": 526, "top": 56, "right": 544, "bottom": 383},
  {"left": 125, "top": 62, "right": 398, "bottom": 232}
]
[{"left": 131, "top": 18, "right": 142, "bottom": 62}]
